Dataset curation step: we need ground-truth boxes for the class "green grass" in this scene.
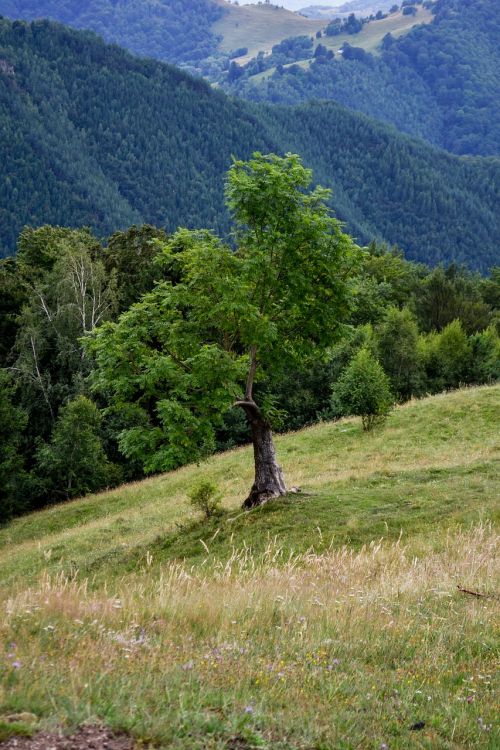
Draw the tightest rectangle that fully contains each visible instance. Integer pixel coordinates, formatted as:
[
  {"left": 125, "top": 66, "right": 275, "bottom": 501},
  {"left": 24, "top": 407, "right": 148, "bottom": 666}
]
[
  {"left": 0, "top": 386, "right": 498, "bottom": 748},
  {"left": 1, "top": 386, "right": 498, "bottom": 590}
]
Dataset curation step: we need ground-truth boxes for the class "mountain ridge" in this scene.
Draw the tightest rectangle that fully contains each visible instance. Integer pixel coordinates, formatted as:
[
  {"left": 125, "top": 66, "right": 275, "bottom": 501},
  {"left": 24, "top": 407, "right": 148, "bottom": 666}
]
[{"left": 1, "top": 16, "right": 499, "bottom": 269}]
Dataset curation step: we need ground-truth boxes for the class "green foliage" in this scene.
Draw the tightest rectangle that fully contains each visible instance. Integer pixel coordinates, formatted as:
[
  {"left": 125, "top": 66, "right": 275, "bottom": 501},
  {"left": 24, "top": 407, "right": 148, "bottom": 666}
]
[
  {"left": 0, "top": 371, "right": 30, "bottom": 522},
  {"left": 11, "top": 226, "right": 117, "bottom": 449},
  {"left": 417, "top": 265, "right": 493, "bottom": 333},
  {"left": 469, "top": 327, "right": 500, "bottom": 384},
  {"left": 377, "top": 307, "right": 423, "bottom": 400},
  {"left": 102, "top": 225, "right": 167, "bottom": 313},
  {"left": 35, "top": 396, "right": 115, "bottom": 500},
  {"left": 331, "top": 348, "right": 394, "bottom": 430},
  {"left": 87, "top": 153, "right": 357, "bottom": 475},
  {"left": 433, "top": 319, "right": 472, "bottom": 388},
  {"left": 418, "top": 319, "right": 474, "bottom": 392},
  {"left": 188, "top": 480, "right": 222, "bottom": 520},
  {"left": 225, "top": 152, "right": 357, "bottom": 368},
  {"left": 0, "top": 18, "right": 499, "bottom": 268},
  {"left": 233, "top": 0, "right": 500, "bottom": 157}
]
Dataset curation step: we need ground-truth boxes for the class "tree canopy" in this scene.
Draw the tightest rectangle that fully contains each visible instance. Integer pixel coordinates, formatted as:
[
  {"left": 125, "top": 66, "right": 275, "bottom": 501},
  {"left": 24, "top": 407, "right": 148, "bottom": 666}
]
[{"left": 87, "top": 154, "right": 358, "bottom": 504}]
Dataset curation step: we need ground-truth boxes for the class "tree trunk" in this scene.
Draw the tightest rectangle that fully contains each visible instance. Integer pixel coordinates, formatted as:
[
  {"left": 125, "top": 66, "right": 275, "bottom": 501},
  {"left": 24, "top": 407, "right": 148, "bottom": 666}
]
[{"left": 236, "top": 399, "right": 287, "bottom": 508}]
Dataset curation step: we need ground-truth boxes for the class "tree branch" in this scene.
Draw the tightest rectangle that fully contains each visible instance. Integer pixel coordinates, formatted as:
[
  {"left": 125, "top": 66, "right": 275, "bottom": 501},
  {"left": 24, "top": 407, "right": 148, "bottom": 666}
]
[{"left": 245, "top": 344, "right": 258, "bottom": 400}]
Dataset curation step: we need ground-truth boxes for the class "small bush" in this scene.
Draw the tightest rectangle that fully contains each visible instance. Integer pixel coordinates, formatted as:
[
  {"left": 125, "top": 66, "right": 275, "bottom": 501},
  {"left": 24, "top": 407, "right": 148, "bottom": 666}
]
[
  {"left": 331, "top": 348, "right": 393, "bottom": 431},
  {"left": 188, "top": 480, "right": 222, "bottom": 519}
]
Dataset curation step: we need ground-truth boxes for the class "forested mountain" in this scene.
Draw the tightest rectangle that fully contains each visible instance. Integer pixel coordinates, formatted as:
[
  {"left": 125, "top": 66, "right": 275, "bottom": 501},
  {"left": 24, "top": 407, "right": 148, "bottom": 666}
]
[
  {"left": 0, "top": 17, "right": 499, "bottom": 268},
  {"left": 232, "top": 0, "right": 500, "bottom": 156},
  {"left": 0, "top": 0, "right": 224, "bottom": 63},
  {"left": 4, "top": 1, "right": 499, "bottom": 157}
]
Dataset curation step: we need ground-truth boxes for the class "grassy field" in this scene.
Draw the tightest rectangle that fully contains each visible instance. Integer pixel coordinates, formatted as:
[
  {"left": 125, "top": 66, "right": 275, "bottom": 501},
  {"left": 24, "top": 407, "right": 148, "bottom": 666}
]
[
  {"left": 213, "top": 3, "right": 432, "bottom": 70},
  {"left": 0, "top": 386, "right": 499, "bottom": 748},
  {"left": 249, "top": 8, "right": 433, "bottom": 82},
  {"left": 319, "top": 8, "right": 433, "bottom": 57},
  {"left": 214, "top": 2, "right": 323, "bottom": 63}
]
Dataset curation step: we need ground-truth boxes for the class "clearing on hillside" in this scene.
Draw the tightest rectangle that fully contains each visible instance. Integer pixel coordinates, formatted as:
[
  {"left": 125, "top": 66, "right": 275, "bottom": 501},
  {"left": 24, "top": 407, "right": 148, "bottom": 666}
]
[
  {"left": 214, "top": 1, "right": 325, "bottom": 62},
  {"left": 214, "top": 3, "right": 433, "bottom": 68}
]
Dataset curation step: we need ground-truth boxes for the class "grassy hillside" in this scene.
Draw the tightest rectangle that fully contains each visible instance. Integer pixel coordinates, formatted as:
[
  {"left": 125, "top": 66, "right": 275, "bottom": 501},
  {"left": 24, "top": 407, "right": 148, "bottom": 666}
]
[
  {"left": 1, "top": 385, "right": 498, "bottom": 589},
  {"left": 214, "top": 1, "right": 323, "bottom": 63},
  {"left": 251, "top": 6, "right": 433, "bottom": 76},
  {"left": 0, "top": 386, "right": 498, "bottom": 747}
]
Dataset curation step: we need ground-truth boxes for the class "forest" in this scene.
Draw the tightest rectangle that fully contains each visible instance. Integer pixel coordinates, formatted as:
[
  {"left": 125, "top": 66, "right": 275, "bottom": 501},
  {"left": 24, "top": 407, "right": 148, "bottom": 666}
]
[
  {"left": 0, "top": 0, "right": 224, "bottom": 63},
  {"left": 1, "top": 17, "right": 499, "bottom": 269},
  {"left": 230, "top": 0, "right": 500, "bottom": 156}
]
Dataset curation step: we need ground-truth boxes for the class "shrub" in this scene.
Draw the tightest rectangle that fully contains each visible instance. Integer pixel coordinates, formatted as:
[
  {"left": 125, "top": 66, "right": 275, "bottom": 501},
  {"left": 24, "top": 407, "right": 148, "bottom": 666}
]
[
  {"left": 435, "top": 319, "right": 471, "bottom": 387},
  {"left": 36, "top": 396, "right": 115, "bottom": 501},
  {"left": 331, "top": 348, "right": 394, "bottom": 431},
  {"left": 377, "top": 307, "right": 423, "bottom": 400},
  {"left": 188, "top": 480, "right": 222, "bottom": 519}
]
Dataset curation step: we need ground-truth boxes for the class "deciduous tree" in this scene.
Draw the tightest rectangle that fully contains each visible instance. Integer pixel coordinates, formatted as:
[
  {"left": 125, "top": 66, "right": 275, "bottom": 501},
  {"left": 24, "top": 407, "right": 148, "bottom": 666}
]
[{"left": 88, "top": 153, "right": 358, "bottom": 507}]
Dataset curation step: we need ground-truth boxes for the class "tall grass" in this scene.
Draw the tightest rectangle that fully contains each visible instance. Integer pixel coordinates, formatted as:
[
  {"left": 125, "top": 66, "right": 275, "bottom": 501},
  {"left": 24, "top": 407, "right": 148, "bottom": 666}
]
[
  {"left": 1, "top": 386, "right": 498, "bottom": 747},
  {"left": 1, "top": 526, "right": 498, "bottom": 748}
]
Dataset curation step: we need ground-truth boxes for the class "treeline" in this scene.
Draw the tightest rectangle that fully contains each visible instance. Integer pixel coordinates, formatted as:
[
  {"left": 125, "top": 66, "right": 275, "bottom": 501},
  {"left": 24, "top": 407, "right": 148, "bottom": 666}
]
[
  {"left": 1, "top": 17, "right": 500, "bottom": 269},
  {"left": 231, "top": 0, "right": 500, "bottom": 157},
  {"left": 1, "top": 225, "right": 499, "bottom": 521}
]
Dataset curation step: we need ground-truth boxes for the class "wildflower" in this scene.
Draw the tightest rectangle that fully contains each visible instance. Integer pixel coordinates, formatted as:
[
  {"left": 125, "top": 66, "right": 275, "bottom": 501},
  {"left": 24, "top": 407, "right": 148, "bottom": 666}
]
[
  {"left": 244, "top": 706, "right": 254, "bottom": 714},
  {"left": 182, "top": 660, "right": 194, "bottom": 671},
  {"left": 11, "top": 661, "right": 21, "bottom": 669},
  {"left": 326, "top": 659, "right": 340, "bottom": 670}
]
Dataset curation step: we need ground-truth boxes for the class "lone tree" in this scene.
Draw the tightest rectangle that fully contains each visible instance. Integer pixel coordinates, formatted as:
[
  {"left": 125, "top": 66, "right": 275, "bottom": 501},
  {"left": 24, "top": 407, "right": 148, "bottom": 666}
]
[{"left": 87, "top": 153, "right": 357, "bottom": 507}]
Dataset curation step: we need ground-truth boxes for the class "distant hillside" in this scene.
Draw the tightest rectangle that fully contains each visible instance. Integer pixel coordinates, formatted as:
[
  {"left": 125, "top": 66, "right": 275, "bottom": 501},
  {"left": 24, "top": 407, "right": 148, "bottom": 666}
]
[
  {"left": 213, "top": 1, "right": 324, "bottom": 63},
  {"left": 0, "top": 0, "right": 325, "bottom": 66},
  {"left": 300, "top": 1, "right": 396, "bottom": 18},
  {"left": 0, "top": 0, "right": 225, "bottom": 63},
  {"left": 0, "top": 0, "right": 422, "bottom": 70},
  {"left": 231, "top": 0, "right": 500, "bottom": 156},
  {"left": 1, "top": 17, "right": 499, "bottom": 268}
]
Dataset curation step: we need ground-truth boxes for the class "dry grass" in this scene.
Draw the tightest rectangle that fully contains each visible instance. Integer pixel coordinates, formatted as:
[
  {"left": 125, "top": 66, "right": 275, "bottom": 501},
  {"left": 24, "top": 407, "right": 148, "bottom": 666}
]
[
  {"left": 214, "top": 2, "right": 323, "bottom": 62},
  {"left": 1, "top": 386, "right": 498, "bottom": 747},
  {"left": 1, "top": 526, "right": 498, "bottom": 747}
]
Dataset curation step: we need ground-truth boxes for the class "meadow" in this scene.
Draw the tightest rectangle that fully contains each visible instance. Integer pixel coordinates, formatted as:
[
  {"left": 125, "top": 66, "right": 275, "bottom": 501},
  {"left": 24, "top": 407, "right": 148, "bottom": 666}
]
[
  {"left": 0, "top": 386, "right": 498, "bottom": 748},
  {"left": 214, "top": 3, "right": 323, "bottom": 63},
  {"left": 249, "top": 8, "right": 433, "bottom": 82}
]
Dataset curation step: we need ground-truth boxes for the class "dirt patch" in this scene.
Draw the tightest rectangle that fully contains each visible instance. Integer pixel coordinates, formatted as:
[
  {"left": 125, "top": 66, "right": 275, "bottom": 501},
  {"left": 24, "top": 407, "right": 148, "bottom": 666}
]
[{"left": 0, "top": 725, "right": 135, "bottom": 750}]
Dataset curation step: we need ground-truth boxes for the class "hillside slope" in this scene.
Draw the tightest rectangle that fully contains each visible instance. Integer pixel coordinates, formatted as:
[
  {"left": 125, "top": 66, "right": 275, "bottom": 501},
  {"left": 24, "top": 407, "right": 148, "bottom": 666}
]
[
  {"left": 1, "top": 385, "right": 498, "bottom": 591},
  {"left": 234, "top": 0, "right": 500, "bottom": 156},
  {"left": 0, "top": 0, "right": 225, "bottom": 63},
  {"left": 1, "top": 18, "right": 499, "bottom": 268},
  {"left": 213, "top": 1, "right": 324, "bottom": 63},
  {"left": 0, "top": 385, "right": 498, "bottom": 749}
]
